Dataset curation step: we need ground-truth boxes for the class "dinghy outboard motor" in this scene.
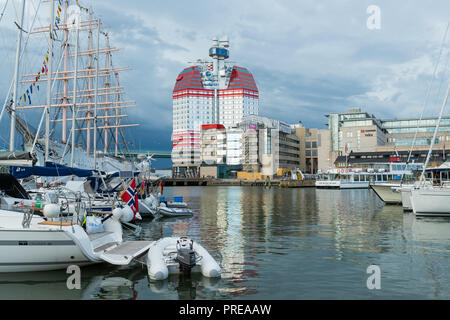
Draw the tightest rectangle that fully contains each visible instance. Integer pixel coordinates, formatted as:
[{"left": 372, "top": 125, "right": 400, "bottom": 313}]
[{"left": 175, "top": 237, "right": 196, "bottom": 277}]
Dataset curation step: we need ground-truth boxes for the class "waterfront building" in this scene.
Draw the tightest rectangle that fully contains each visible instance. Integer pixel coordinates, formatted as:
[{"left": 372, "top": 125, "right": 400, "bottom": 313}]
[
  {"left": 334, "top": 150, "right": 445, "bottom": 171},
  {"left": 226, "top": 128, "right": 243, "bottom": 166},
  {"left": 291, "top": 122, "right": 321, "bottom": 174},
  {"left": 319, "top": 108, "right": 450, "bottom": 172},
  {"left": 238, "top": 115, "right": 300, "bottom": 177},
  {"left": 200, "top": 124, "right": 227, "bottom": 165},
  {"left": 325, "top": 108, "right": 387, "bottom": 154},
  {"left": 172, "top": 37, "right": 259, "bottom": 177}
]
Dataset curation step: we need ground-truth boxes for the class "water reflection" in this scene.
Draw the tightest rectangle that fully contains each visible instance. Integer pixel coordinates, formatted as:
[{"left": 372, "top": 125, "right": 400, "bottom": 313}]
[
  {"left": 1, "top": 186, "right": 450, "bottom": 299},
  {"left": 0, "top": 265, "right": 142, "bottom": 300},
  {"left": 148, "top": 273, "right": 221, "bottom": 300}
]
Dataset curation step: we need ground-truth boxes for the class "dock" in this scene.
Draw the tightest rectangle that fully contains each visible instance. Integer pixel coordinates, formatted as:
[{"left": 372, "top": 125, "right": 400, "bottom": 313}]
[{"left": 153, "top": 178, "right": 315, "bottom": 188}]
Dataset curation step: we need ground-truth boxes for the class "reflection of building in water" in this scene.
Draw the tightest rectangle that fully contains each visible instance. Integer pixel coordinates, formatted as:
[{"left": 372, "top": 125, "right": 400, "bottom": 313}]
[
  {"left": 315, "top": 189, "right": 397, "bottom": 258},
  {"left": 239, "top": 188, "right": 320, "bottom": 240},
  {"left": 198, "top": 186, "right": 257, "bottom": 297}
]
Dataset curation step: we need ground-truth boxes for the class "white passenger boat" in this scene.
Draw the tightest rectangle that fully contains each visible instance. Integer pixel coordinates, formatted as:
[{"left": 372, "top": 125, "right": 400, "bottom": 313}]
[
  {"left": 315, "top": 180, "right": 340, "bottom": 188},
  {"left": 339, "top": 173, "right": 370, "bottom": 189},
  {"left": 315, "top": 173, "right": 340, "bottom": 188}
]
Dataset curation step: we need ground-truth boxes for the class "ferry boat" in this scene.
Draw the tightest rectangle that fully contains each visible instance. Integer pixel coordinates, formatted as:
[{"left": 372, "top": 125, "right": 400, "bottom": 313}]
[
  {"left": 316, "top": 162, "right": 422, "bottom": 192},
  {"left": 315, "top": 171, "right": 370, "bottom": 189}
]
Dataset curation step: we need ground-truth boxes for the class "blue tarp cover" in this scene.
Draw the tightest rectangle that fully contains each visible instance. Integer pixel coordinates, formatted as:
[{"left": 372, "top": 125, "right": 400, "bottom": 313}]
[{"left": 10, "top": 162, "right": 94, "bottom": 179}]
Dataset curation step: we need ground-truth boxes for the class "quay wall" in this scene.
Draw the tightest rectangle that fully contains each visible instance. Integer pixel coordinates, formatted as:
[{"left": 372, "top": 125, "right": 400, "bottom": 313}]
[{"left": 152, "top": 178, "right": 315, "bottom": 188}]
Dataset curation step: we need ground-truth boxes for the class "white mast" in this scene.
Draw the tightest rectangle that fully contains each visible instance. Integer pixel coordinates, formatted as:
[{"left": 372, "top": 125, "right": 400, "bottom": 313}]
[
  {"left": 93, "top": 19, "right": 100, "bottom": 170},
  {"left": 86, "top": 9, "right": 93, "bottom": 154},
  {"left": 9, "top": 0, "right": 25, "bottom": 151},
  {"left": 62, "top": 0, "right": 69, "bottom": 144},
  {"left": 104, "top": 33, "right": 111, "bottom": 154},
  {"left": 70, "top": 10, "right": 80, "bottom": 167},
  {"left": 420, "top": 81, "right": 450, "bottom": 184},
  {"left": 45, "top": 0, "right": 55, "bottom": 162}
]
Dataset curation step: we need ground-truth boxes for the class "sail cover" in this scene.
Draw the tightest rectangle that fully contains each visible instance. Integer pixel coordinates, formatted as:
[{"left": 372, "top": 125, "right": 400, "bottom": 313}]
[
  {"left": 10, "top": 162, "right": 93, "bottom": 179},
  {"left": 0, "top": 151, "right": 36, "bottom": 166}
]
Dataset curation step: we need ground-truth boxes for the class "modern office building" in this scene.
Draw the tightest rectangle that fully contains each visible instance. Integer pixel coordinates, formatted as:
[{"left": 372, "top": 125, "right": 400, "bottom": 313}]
[
  {"left": 200, "top": 124, "right": 227, "bottom": 165},
  {"left": 237, "top": 115, "right": 300, "bottom": 176},
  {"left": 291, "top": 122, "right": 321, "bottom": 174},
  {"left": 172, "top": 37, "right": 259, "bottom": 177},
  {"left": 325, "top": 108, "right": 387, "bottom": 154},
  {"left": 226, "top": 128, "right": 243, "bottom": 165},
  {"left": 319, "top": 108, "right": 450, "bottom": 172}
]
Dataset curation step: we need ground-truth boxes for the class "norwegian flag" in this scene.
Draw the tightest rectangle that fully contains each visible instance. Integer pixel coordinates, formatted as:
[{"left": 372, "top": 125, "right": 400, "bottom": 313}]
[{"left": 121, "top": 178, "right": 139, "bottom": 221}]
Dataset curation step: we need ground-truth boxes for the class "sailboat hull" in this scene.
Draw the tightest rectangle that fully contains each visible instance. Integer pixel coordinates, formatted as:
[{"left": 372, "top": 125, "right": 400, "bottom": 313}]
[
  {"left": 0, "top": 229, "right": 94, "bottom": 272},
  {"left": 410, "top": 187, "right": 450, "bottom": 216},
  {"left": 370, "top": 184, "right": 402, "bottom": 204}
]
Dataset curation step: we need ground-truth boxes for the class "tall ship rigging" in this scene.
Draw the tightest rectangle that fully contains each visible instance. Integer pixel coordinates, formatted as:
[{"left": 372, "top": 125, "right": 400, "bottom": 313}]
[{"left": 1, "top": 0, "right": 139, "bottom": 173}]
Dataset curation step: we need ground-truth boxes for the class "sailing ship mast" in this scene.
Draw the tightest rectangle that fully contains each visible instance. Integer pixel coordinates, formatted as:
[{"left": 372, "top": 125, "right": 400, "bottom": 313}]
[
  {"left": 9, "top": 0, "right": 25, "bottom": 152},
  {"left": 45, "top": 0, "right": 54, "bottom": 162},
  {"left": 16, "top": 0, "right": 138, "bottom": 168}
]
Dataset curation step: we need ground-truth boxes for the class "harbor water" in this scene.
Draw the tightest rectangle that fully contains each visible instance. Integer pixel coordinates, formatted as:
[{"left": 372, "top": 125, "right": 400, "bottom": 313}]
[{"left": 1, "top": 186, "right": 450, "bottom": 299}]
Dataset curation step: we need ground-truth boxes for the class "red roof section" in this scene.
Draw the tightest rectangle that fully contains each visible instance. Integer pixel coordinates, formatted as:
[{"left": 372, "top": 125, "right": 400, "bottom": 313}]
[
  {"left": 227, "top": 66, "right": 258, "bottom": 93},
  {"left": 201, "top": 124, "right": 225, "bottom": 130},
  {"left": 173, "top": 66, "right": 205, "bottom": 93}
]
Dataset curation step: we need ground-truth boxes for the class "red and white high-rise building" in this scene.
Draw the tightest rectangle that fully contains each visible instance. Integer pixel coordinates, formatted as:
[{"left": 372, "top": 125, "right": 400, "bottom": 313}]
[{"left": 172, "top": 37, "right": 259, "bottom": 177}]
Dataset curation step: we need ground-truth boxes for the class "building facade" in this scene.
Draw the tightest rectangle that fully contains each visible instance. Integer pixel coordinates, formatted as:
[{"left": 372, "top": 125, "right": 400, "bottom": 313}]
[
  {"left": 238, "top": 115, "right": 300, "bottom": 176},
  {"left": 200, "top": 124, "right": 227, "bottom": 165},
  {"left": 319, "top": 108, "right": 450, "bottom": 172},
  {"left": 172, "top": 37, "right": 259, "bottom": 177}
]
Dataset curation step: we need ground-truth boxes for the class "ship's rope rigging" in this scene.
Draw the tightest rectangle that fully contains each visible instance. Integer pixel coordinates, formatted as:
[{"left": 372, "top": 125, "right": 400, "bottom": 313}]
[
  {"left": 0, "top": 0, "right": 44, "bottom": 149},
  {"left": 0, "top": 0, "right": 9, "bottom": 25}
]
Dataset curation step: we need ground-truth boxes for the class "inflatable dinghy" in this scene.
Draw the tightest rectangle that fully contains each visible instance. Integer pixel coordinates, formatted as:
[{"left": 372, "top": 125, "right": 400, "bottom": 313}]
[
  {"left": 166, "top": 201, "right": 189, "bottom": 209},
  {"left": 157, "top": 204, "right": 193, "bottom": 217},
  {"left": 146, "top": 237, "right": 221, "bottom": 280}
]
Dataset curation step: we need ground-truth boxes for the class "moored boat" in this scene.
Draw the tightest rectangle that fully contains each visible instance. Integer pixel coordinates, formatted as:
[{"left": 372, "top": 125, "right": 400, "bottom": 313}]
[
  {"left": 410, "top": 186, "right": 450, "bottom": 216},
  {"left": 146, "top": 237, "right": 221, "bottom": 280}
]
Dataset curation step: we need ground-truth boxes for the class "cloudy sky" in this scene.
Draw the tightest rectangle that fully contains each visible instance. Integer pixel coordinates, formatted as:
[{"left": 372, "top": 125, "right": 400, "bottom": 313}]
[{"left": 1, "top": 0, "right": 450, "bottom": 166}]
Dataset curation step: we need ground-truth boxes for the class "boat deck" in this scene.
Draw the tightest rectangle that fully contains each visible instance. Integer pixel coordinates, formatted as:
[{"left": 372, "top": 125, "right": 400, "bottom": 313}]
[
  {"left": 100, "top": 241, "right": 153, "bottom": 265},
  {"left": 105, "top": 241, "right": 153, "bottom": 255}
]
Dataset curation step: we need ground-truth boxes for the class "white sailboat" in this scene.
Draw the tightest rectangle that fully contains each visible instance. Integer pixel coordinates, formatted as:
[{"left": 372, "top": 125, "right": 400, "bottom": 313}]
[{"left": 410, "top": 81, "right": 450, "bottom": 216}]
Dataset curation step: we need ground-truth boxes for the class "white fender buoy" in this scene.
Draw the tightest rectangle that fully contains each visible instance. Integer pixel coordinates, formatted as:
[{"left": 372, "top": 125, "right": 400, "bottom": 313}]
[
  {"left": 146, "top": 237, "right": 221, "bottom": 280},
  {"left": 111, "top": 207, "right": 123, "bottom": 221},
  {"left": 120, "top": 206, "right": 134, "bottom": 223},
  {"left": 102, "top": 218, "right": 123, "bottom": 243},
  {"left": 42, "top": 203, "right": 60, "bottom": 218}
]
